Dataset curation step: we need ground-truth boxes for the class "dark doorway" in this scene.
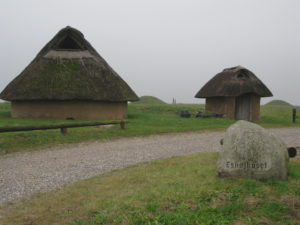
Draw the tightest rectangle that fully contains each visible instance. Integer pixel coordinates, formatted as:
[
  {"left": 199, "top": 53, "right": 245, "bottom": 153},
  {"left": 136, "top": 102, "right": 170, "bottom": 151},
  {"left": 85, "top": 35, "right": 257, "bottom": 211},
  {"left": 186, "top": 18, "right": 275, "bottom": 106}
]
[{"left": 235, "top": 94, "right": 251, "bottom": 120}]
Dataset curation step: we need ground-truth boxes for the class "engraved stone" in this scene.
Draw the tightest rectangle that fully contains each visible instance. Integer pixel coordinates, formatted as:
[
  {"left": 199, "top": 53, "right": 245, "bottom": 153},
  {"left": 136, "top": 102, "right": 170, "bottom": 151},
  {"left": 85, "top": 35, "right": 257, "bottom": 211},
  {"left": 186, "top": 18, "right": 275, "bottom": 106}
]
[{"left": 217, "top": 120, "right": 289, "bottom": 180}]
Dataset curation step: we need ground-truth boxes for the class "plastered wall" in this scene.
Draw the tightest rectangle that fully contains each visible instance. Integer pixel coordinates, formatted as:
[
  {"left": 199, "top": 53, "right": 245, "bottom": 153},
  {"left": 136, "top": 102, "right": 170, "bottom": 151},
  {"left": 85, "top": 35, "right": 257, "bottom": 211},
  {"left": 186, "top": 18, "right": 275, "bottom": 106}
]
[{"left": 11, "top": 101, "right": 128, "bottom": 120}]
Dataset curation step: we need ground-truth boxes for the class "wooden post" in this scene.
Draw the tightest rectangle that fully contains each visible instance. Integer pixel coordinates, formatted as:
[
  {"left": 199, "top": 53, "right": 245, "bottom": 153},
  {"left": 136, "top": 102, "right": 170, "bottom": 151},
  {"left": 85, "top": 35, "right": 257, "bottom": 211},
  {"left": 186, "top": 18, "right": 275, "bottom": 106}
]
[
  {"left": 60, "top": 127, "right": 68, "bottom": 135},
  {"left": 120, "top": 120, "right": 125, "bottom": 129},
  {"left": 293, "top": 108, "right": 296, "bottom": 123}
]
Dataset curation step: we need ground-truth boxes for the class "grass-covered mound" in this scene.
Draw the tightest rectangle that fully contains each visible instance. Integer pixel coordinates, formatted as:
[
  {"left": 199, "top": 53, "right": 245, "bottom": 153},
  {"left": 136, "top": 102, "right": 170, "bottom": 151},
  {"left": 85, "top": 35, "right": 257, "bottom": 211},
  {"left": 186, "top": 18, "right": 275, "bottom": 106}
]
[
  {"left": 131, "top": 96, "right": 166, "bottom": 105},
  {"left": 265, "top": 100, "right": 293, "bottom": 107},
  {"left": 1, "top": 152, "right": 300, "bottom": 225}
]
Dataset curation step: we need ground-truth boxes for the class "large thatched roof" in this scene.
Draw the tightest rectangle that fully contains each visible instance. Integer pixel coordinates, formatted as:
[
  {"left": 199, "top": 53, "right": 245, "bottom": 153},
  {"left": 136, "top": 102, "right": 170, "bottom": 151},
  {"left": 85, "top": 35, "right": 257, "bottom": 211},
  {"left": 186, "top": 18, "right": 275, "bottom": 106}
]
[
  {"left": 0, "top": 26, "right": 139, "bottom": 102},
  {"left": 195, "top": 66, "right": 273, "bottom": 98}
]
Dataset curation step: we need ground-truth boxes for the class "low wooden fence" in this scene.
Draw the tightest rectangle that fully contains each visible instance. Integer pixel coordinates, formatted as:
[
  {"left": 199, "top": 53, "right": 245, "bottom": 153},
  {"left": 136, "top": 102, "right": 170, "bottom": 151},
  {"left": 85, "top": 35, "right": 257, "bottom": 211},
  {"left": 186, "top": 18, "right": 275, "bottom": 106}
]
[{"left": 0, "top": 120, "right": 125, "bottom": 135}]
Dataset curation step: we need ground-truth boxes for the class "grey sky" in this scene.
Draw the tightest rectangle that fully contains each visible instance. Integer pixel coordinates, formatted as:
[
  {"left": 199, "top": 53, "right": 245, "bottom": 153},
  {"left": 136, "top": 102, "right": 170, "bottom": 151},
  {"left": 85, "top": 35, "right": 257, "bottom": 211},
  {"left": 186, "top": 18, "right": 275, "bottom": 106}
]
[{"left": 0, "top": 0, "right": 299, "bottom": 104}]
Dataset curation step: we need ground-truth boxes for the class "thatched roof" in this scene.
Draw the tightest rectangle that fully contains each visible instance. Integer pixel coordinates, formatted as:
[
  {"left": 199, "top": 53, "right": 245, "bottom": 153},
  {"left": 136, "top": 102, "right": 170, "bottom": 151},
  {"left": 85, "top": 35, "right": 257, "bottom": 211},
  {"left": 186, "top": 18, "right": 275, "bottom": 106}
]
[
  {"left": 0, "top": 26, "right": 139, "bottom": 102},
  {"left": 195, "top": 66, "right": 273, "bottom": 98}
]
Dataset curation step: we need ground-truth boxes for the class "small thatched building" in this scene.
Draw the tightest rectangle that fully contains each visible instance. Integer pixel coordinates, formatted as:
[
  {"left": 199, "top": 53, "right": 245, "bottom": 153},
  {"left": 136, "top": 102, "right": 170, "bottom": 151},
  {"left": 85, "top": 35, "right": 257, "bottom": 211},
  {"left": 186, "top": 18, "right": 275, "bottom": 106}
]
[
  {"left": 195, "top": 66, "right": 273, "bottom": 121},
  {"left": 0, "top": 26, "right": 139, "bottom": 119}
]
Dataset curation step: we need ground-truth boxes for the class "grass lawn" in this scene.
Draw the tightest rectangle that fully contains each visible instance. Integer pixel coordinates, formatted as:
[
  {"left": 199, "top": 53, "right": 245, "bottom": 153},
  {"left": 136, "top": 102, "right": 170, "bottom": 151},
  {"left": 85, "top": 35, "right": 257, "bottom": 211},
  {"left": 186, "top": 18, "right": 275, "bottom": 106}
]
[
  {"left": 1, "top": 103, "right": 300, "bottom": 224},
  {"left": 1, "top": 152, "right": 299, "bottom": 225},
  {"left": 0, "top": 102, "right": 300, "bottom": 154}
]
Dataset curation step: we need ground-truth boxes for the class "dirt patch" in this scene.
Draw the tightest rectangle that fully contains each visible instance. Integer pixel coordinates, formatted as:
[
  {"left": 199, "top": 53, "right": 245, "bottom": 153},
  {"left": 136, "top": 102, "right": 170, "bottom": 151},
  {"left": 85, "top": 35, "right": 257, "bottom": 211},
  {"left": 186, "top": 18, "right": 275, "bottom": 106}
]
[{"left": 244, "top": 197, "right": 261, "bottom": 208}]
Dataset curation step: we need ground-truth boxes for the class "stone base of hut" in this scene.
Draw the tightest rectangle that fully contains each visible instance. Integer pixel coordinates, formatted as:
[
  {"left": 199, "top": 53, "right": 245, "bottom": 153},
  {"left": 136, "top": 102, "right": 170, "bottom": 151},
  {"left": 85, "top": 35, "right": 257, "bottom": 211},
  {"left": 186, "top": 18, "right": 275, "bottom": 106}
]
[{"left": 11, "top": 101, "right": 128, "bottom": 120}]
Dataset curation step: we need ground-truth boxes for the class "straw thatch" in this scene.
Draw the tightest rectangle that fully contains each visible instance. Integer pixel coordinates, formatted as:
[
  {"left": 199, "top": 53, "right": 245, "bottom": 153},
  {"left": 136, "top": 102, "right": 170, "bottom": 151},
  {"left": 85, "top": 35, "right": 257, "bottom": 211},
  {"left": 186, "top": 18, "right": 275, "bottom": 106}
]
[
  {"left": 0, "top": 26, "right": 139, "bottom": 102},
  {"left": 195, "top": 66, "right": 273, "bottom": 98}
]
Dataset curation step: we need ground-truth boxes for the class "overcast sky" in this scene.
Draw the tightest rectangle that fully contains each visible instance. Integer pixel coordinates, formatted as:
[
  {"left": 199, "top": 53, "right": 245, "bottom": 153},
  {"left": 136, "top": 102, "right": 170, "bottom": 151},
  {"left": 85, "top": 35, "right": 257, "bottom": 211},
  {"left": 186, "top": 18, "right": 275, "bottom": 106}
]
[{"left": 0, "top": 0, "right": 299, "bottom": 104}]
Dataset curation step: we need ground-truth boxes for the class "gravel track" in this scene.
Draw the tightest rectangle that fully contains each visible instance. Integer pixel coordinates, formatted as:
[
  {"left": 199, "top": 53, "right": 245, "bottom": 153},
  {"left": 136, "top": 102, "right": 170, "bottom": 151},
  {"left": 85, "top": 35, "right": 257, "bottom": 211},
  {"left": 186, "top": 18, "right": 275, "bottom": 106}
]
[{"left": 1, "top": 128, "right": 300, "bottom": 206}]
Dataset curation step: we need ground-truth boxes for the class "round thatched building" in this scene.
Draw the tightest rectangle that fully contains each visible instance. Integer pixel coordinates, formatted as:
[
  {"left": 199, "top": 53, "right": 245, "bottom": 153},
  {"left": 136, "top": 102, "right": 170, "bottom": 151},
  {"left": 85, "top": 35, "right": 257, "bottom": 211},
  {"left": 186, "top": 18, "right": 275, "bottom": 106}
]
[
  {"left": 195, "top": 66, "right": 273, "bottom": 121},
  {"left": 0, "top": 26, "right": 139, "bottom": 119}
]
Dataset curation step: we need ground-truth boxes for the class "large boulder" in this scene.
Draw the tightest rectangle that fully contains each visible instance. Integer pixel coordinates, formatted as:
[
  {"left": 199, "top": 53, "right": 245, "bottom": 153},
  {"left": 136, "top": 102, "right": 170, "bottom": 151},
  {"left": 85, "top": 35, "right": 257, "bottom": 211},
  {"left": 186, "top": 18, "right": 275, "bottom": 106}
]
[{"left": 217, "top": 120, "right": 289, "bottom": 180}]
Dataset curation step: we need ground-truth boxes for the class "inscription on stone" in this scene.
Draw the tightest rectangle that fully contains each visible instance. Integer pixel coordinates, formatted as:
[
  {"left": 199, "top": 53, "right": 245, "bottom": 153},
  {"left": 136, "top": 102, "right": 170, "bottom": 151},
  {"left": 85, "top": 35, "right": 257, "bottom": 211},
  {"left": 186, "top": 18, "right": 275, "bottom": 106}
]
[{"left": 225, "top": 162, "right": 268, "bottom": 170}]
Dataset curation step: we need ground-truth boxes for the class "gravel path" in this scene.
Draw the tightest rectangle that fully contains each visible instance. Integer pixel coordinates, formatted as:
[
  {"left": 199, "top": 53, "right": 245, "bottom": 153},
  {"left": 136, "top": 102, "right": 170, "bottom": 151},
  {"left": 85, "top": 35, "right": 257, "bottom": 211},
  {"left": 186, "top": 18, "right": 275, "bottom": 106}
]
[{"left": 1, "top": 128, "right": 300, "bottom": 206}]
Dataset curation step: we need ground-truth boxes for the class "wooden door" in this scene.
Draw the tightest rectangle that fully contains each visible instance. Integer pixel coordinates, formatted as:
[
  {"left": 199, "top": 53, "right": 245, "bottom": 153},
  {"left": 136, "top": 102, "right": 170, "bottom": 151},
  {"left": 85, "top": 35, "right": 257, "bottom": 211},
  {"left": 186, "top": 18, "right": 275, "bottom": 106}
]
[{"left": 235, "top": 94, "right": 251, "bottom": 120}]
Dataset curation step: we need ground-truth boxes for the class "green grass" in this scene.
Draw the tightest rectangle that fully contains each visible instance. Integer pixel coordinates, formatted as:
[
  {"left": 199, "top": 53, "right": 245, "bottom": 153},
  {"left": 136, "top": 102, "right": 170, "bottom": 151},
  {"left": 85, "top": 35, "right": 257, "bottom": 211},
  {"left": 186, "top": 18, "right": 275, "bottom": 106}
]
[
  {"left": 0, "top": 103, "right": 300, "bottom": 154},
  {"left": 1, "top": 103, "right": 299, "bottom": 224},
  {"left": 1, "top": 152, "right": 299, "bottom": 225}
]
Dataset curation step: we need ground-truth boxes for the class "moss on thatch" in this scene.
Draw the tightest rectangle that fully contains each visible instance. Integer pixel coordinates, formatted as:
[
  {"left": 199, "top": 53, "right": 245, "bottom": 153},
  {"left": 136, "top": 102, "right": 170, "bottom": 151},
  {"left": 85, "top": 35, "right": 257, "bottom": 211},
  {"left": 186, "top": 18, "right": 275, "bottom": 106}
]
[
  {"left": 131, "top": 96, "right": 166, "bottom": 105},
  {"left": 0, "top": 26, "right": 138, "bottom": 102},
  {"left": 195, "top": 66, "right": 273, "bottom": 98}
]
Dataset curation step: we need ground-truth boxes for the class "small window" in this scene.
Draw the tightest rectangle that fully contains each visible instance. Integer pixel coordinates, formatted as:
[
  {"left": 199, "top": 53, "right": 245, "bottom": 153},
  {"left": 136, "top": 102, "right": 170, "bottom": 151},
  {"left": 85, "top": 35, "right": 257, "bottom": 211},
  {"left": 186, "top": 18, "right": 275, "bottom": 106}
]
[
  {"left": 57, "top": 36, "right": 82, "bottom": 50},
  {"left": 237, "top": 69, "right": 249, "bottom": 79}
]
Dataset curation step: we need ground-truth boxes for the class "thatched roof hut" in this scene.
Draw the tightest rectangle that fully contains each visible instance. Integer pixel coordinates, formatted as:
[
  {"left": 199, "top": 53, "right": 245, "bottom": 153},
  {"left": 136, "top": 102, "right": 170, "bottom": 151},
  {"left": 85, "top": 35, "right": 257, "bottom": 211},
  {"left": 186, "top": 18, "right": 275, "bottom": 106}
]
[
  {"left": 195, "top": 66, "right": 272, "bottom": 121},
  {"left": 0, "top": 26, "right": 139, "bottom": 119}
]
